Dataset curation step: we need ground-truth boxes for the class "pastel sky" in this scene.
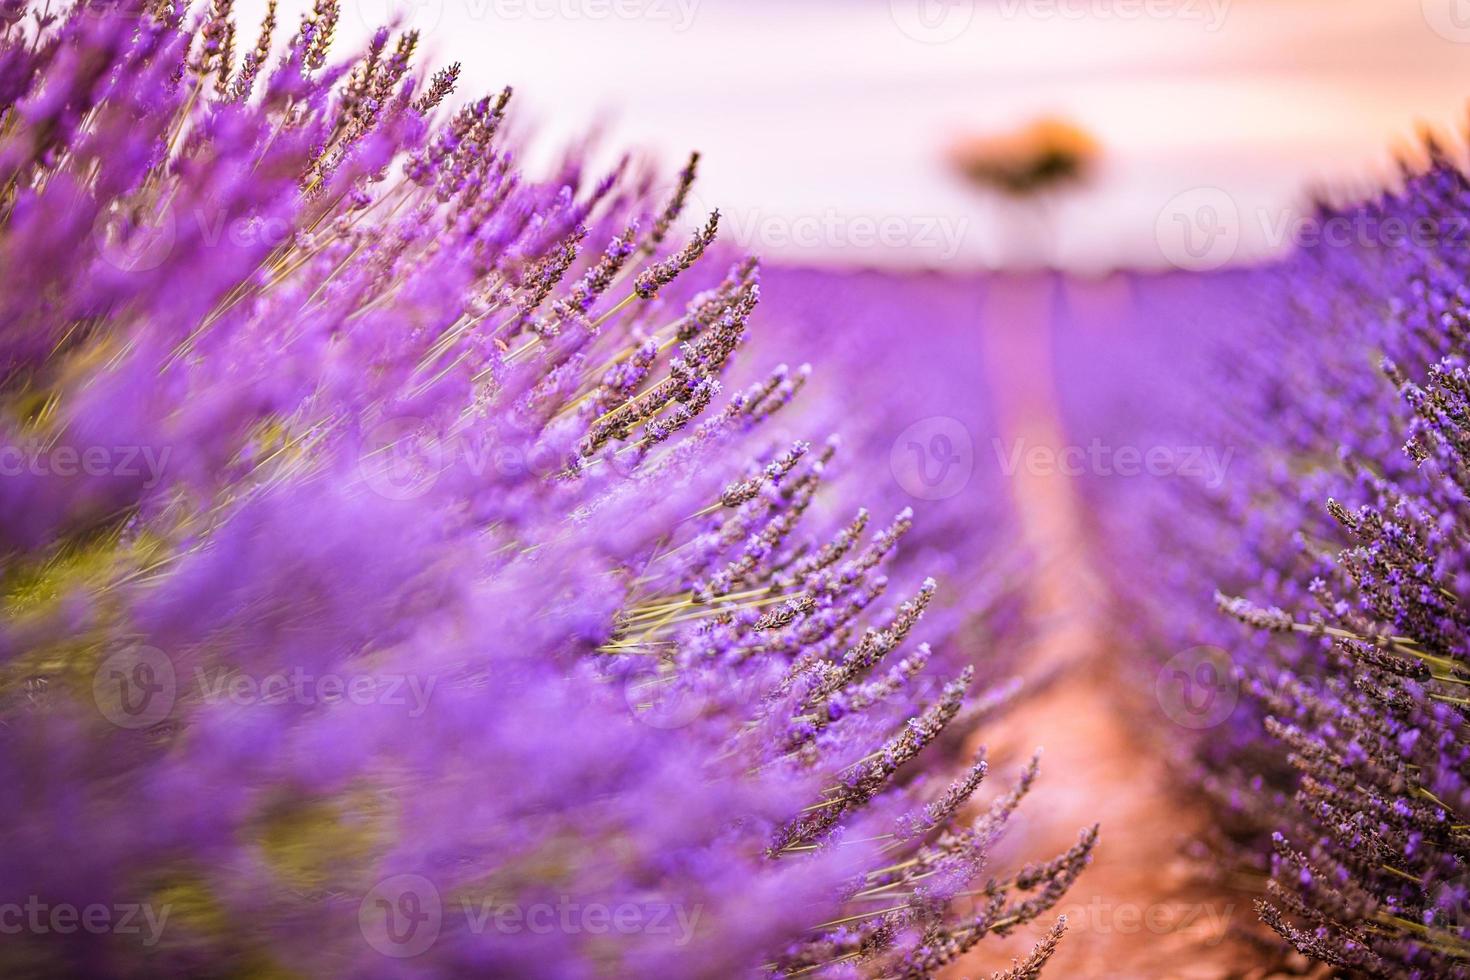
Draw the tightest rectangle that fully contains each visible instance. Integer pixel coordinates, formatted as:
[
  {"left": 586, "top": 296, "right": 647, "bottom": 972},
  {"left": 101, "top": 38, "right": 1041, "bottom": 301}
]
[{"left": 240, "top": 0, "right": 1470, "bottom": 270}]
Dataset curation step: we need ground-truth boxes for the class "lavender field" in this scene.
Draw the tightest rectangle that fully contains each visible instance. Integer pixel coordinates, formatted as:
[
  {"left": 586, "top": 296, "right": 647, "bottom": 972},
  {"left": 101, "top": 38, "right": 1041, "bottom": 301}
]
[{"left": 2, "top": 2, "right": 1470, "bottom": 978}]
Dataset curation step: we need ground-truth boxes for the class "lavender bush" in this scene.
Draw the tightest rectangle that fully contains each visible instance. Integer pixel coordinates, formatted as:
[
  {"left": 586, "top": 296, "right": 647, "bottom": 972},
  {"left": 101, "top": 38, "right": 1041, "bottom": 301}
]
[
  {"left": 1067, "top": 149, "right": 1470, "bottom": 976},
  {"left": 0, "top": 2, "right": 1091, "bottom": 976}
]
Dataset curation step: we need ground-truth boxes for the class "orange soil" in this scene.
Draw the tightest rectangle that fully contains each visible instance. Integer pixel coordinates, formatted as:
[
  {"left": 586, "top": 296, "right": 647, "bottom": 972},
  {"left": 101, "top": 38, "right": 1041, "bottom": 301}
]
[{"left": 945, "top": 276, "right": 1326, "bottom": 979}]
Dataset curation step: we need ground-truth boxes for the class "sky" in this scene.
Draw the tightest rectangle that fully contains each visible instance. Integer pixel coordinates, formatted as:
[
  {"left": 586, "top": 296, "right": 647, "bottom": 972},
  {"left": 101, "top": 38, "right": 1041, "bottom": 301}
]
[{"left": 238, "top": 0, "right": 1470, "bottom": 271}]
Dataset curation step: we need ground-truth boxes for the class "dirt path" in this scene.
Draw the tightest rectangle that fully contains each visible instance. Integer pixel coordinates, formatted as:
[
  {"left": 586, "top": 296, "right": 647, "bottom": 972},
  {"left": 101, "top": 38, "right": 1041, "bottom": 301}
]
[{"left": 948, "top": 275, "right": 1303, "bottom": 979}]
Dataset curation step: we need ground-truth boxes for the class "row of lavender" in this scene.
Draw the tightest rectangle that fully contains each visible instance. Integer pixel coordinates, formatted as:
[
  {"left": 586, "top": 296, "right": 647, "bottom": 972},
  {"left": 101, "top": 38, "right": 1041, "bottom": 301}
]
[
  {"left": 1060, "top": 153, "right": 1470, "bottom": 976},
  {"left": 0, "top": 2, "right": 1089, "bottom": 977}
]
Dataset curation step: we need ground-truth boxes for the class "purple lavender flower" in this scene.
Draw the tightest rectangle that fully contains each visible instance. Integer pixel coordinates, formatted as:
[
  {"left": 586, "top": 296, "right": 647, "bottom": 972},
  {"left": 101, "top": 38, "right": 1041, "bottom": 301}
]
[
  {"left": 1066, "top": 144, "right": 1470, "bottom": 976},
  {"left": 0, "top": 3, "right": 1085, "bottom": 976}
]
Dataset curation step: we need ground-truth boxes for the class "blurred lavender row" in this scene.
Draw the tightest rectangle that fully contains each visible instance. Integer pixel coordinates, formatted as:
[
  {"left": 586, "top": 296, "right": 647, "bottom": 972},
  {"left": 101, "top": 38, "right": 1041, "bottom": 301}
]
[{"left": 1055, "top": 150, "right": 1470, "bottom": 975}]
